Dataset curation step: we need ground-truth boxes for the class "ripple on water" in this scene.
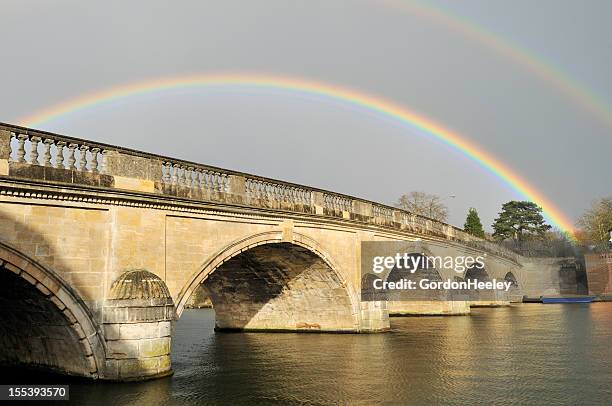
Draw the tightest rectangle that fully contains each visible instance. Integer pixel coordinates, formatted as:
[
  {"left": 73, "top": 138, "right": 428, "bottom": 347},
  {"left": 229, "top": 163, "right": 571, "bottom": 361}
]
[{"left": 8, "top": 303, "right": 611, "bottom": 405}]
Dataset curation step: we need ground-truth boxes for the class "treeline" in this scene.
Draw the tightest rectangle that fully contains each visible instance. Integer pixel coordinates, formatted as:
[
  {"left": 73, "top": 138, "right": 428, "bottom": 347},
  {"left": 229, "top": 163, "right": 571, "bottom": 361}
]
[{"left": 395, "top": 192, "right": 611, "bottom": 258}]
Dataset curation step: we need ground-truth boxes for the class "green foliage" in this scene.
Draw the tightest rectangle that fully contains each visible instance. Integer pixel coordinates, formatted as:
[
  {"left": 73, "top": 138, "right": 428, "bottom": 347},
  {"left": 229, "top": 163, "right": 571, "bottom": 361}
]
[
  {"left": 492, "top": 201, "right": 551, "bottom": 241},
  {"left": 464, "top": 207, "right": 485, "bottom": 238}
]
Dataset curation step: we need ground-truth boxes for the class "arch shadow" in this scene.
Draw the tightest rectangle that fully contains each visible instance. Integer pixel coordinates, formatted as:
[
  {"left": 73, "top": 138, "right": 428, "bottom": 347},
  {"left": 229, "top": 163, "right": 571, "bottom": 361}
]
[{"left": 0, "top": 241, "right": 105, "bottom": 378}]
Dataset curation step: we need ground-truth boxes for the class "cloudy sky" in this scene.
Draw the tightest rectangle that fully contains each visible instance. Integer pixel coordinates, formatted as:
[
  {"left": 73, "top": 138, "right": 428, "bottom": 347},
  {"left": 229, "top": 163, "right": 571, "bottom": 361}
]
[{"left": 1, "top": 0, "right": 611, "bottom": 230}]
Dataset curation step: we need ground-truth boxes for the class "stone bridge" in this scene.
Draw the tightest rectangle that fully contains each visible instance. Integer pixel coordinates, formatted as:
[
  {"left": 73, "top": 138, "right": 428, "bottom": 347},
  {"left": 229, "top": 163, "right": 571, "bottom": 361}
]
[{"left": 0, "top": 123, "right": 547, "bottom": 381}]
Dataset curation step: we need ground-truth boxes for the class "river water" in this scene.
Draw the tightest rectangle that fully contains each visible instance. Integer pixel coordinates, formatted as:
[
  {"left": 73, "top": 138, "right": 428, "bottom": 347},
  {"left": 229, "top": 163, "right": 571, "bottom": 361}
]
[{"left": 11, "top": 303, "right": 612, "bottom": 405}]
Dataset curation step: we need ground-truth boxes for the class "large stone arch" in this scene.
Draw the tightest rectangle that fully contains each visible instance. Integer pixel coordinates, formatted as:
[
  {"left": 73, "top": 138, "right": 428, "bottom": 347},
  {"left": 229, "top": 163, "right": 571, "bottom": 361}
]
[
  {"left": 177, "top": 231, "right": 360, "bottom": 332},
  {"left": 0, "top": 241, "right": 105, "bottom": 378}
]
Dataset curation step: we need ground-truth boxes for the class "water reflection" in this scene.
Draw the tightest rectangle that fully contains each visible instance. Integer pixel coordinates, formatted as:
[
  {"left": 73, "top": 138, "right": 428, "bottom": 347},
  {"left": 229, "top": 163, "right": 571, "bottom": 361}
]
[{"left": 5, "top": 304, "right": 611, "bottom": 405}]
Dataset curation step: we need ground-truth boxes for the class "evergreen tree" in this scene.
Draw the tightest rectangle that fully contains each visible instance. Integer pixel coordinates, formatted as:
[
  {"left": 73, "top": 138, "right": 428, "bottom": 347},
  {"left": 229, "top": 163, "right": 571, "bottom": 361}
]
[
  {"left": 464, "top": 207, "right": 485, "bottom": 238},
  {"left": 492, "top": 201, "right": 551, "bottom": 241}
]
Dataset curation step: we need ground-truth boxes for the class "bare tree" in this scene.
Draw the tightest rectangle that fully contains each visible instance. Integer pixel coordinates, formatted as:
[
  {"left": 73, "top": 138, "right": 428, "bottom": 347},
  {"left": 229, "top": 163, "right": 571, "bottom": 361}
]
[
  {"left": 577, "top": 197, "right": 612, "bottom": 246},
  {"left": 395, "top": 191, "right": 448, "bottom": 222}
]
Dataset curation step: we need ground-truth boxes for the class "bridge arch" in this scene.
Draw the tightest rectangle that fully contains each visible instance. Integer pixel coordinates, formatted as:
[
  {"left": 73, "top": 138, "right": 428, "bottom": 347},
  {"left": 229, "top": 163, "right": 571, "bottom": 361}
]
[
  {"left": 385, "top": 253, "right": 445, "bottom": 301},
  {"left": 177, "top": 231, "right": 360, "bottom": 332},
  {"left": 0, "top": 242, "right": 104, "bottom": 378},
  {"left": 504, "top": 272, "right": 519, "bottom": 288},
  {"left": 464, "top": 264, "right": 491, "bottom": 282}
]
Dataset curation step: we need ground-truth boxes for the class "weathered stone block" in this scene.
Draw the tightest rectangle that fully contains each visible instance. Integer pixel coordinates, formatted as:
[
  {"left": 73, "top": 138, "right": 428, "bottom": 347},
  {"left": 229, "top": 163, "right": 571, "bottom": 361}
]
[
  {"left": 103, "top": 324, "right": 121, "bottom": 341},
  {"left": 158, "top": 355, "right": 171, "bottom": 372},
  {"left": 118, "top": 358, "right": 160, "bottom": 379},
  {"left": 43, "top": 166, "right": 73, "bottom": 183},
  {"left": 119, "top": 322, "right": 159, "bottom": 340},
  {"left": 158, "top": 321, "right": 172, "bottom": 337},
  {"left": 139, "top": 337, "right": 170, "bottom": 358},
  {"left": 107, "top": 340, "right": 140, "bottom": 359}
]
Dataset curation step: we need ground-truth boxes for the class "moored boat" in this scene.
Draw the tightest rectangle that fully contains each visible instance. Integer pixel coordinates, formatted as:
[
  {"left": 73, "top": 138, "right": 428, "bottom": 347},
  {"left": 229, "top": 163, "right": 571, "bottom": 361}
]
[{"left": 541, "top": 296, "right": 595, "bottom": 304}]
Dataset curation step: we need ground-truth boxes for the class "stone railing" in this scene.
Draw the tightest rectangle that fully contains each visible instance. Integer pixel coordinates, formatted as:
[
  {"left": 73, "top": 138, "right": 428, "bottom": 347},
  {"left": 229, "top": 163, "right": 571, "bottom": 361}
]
[
  {"left": 323, "top": 192, "right": 352, "bottom": 212},
  {"left": 6, "top": 130, "right": 104, "bottom": 172},
  {"left": 0, "top": 122, "right": 520, "bottom": 262},
  {"left": 246, "top": 178, "right": 312, "bottom": 206}
]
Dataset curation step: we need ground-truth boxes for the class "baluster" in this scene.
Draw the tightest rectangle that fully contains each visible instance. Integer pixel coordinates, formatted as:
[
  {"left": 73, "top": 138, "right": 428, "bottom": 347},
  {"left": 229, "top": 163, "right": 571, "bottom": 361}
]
[
  {"left": 219, "top": 173, "right": 225, "bottom": 192},
  {"left": 29, "top": 136, "right": 41, "bottom": 165},
  {"left": 15, "top": 134, "right": 27, "bottom": 163},
  {"left": 55, "top": 141, "right": 66, "bottom": 168},
  {"left": 161, "top": 162, "right": 170, "bottom": 183},
  {"left": 247, "top": 180, "right": 253, "bottom": 197},
  {"left": 192, "top": 168, "right": 199, "bottom": 189},
  {"left": 171, "top": 163, "right": 180, "bottom": 185},
  {"left": 90, "top": 148, "right": 100, "bottom": 172},
  {"left": 261, "top": 183, "right": 267, "bottom": 200},
  {"left": 213, "top": 173, "right": 221, "bottom": 192},
  {"left": 204, "top": 170, "right": 212, "bottom": 191},
  {"left": 100, "top": 149, "right": 111, "bottom": 174},
  {"left": 42, "top": 139, "right": 53, "bottom": 166},
  {"left": 254, "top": 181, "right": 260, "bottom": 198},
  {"left": 223, "top": 174, "right": 229, "bottom": 192},
  {"left": 78, "top": 145, "right": 89, "bottom": 171},
  {"left": 218, "top": 174, "right": 226, "bottom": 192},
  {"left": 179, "top": 166, "right": 187, "bottom": 186},
  {"left": 186, "top": 167, "right": 195, "bottom": 188},
  {"left": 66, "top": 143, "right": 78, "bottom": 170},
  {"left": 198, "top": 170, "right": 206, "bottom": 190},
  {"left": 208, "top": 172, "right": 215, "bottom": 191},
  {"left": 194, "top": 169, "right": 202, "bottom": 189}
]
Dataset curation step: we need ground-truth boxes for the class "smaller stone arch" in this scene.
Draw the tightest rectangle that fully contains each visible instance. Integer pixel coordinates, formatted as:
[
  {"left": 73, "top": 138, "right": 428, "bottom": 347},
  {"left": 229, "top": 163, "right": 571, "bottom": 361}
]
[
  {"left": 464, "top": 264, "right": 511, "bottom": 306},
  {"left": 504, "top": 272, "right": 523, "bottom": 303},
  {"left": 102, "top": 269, "right": 174, "bottom": 381},
  {"left": 385, "top": 252, "right": 445, "bottom": 301}
]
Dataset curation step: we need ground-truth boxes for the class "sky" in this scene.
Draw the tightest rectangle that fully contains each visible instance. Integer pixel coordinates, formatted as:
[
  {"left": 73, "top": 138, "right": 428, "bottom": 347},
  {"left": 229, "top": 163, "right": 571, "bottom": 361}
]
[{"left": 1, "top": 0, "right": 611, "bottom": 231}]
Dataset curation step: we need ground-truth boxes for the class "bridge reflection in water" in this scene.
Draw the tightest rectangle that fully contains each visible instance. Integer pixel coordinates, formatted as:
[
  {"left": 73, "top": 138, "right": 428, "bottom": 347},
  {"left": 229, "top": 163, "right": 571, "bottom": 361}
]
[{"left": 0, "top": 123, "right": 574, "bottom": 380}]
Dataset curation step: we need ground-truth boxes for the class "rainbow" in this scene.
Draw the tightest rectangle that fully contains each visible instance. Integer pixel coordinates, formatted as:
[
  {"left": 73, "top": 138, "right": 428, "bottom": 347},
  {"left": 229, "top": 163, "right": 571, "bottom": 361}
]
[
  {"left": 18, "top": 73, "right": 575, "bottom": 235},
  {"left": 384, "top": 0, "right": 612, "bottom": 133}
]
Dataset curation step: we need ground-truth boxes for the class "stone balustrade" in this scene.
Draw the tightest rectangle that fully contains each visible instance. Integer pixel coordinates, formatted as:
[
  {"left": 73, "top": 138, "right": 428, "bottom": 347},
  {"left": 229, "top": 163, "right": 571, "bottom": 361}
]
[
  {"left": 0, "top": 122, "right": 520, "bottom": 262},
  {"left": 372, "top": 204, "right": 393, "bottom": 223},
  {"left": 245, "top": 178, "right": 312, "bottom": 205},
  {"left": 161, "top": 161, "right": 230, "bottom": 193},
  {"left": 323, "top": 192, "right": 352, "bottom": 212},
  {"left": 7, "top": 130, "right": 104, "bottom": 173}
]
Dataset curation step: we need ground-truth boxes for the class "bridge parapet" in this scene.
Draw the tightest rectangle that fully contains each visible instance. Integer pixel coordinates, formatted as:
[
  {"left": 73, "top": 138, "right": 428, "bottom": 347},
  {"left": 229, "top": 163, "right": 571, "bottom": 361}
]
[{"left": 0, "top": 122, "right": 519, "bottom": 262}]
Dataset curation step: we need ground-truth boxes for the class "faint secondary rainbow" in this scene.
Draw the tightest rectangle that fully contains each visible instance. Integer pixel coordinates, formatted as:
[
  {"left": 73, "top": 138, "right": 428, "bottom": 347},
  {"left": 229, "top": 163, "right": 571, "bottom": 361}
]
[
  {"left": 18, "top": 73, "right": 575, "bottom": 235},
  {"left": 384, "top": 0, "right": 612, "bottom": 133}
]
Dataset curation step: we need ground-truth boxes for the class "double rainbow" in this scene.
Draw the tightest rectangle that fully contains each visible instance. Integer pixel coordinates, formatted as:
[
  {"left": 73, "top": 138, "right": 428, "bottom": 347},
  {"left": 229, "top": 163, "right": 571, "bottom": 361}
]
[
  {"left": 386, "top": 0, "right": 612, "bottom": 133},
  {"left": 18, "top": 73, "right": 575, "bottom": 236}
]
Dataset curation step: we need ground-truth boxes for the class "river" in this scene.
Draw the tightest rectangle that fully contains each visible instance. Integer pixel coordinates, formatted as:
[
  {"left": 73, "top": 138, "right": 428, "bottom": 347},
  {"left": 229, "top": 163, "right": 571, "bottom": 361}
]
[{"left": 8, "top": 303, "right": 612, "bottom": 405}]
